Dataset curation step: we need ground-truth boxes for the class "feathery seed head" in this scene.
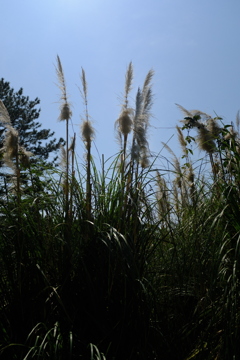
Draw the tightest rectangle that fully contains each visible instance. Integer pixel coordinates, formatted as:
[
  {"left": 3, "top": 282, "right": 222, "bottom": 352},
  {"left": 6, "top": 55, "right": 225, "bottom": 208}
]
[
  {"left": 197, "top": 126, "right": 215, "bottom": 153},
  {"left": 81, "top": 68, "right": 88, "bottom": 100},
  {"left": 176, "top": 126, "right": 187, "bottom": 154},
  {"left": 0, "top": 100, "right": 11, "bottom": 127},
  {"left": 212, "top": 161, "right": 221, "bottom": 176},
  {"left": 131, "top": 143, "right": 140, "bottom": 161},
  {"left": 56, "top": 55, "right": 72, "bottom": 122},
  {"left": 81, "top": 120, "right": 94, "bottom": 144},
  {"left": 135, "top": 122, "right": 147, "bottom": 147},
  {"left": 236, "top": 110, "right": 240, "bottom": 130},
  {"left": 19, "top": 148, "right": 33, "bottom": 167},
  {"left": 140, "top": 147, "right": 150, "bottom": 168},
  {"left": 143, "top": 69, "right": 154, "bottom": 93},
  {"left": 142, "top": 87, "right": 153, "bottom": 116},
  {"left": 3, "top": 155, "right": 16, "bottom": 170},
  {"left": 125, "top": 62, "right": 133, "bottom": 99},
  {"left": 224, "top": 126, "right": 237, "bottom": 140},
  {"left": 56, "top": 56, "right": 67, "bottom": 102},
  {"left": 134, "top": 88, "right": 143, "bottom": 119},
  {"left": 141, "top": 157, "right": 149, "bottom": 169},
  {"left": 177, "top": 104, "right": 211, "bottom": 129},
  {"left": 59, "top": 145, "right": 68, "bottom": 171},
  {"left": 56, "top": 55, "right": 63, "bottom": 76},
  {"left": 156, "top": 171, "right": 169, "bottom": 217},
  {"left": 3, "top": 127, "right": 19, "bottom": 159},
  {"left": 59, "top": 102, "right": 72, "bottom": 121},
  {"left": 176, "top": 103, "right": 193, "bottom": 118},
  {"left": 207, "top": 118, "right": 221, "bottom": 137},
  {"left": 117, "top": 109, "right": 133, "bottom": 136},
  {"left": 175, "top": 176, "right": 182, "bottom": 189}
]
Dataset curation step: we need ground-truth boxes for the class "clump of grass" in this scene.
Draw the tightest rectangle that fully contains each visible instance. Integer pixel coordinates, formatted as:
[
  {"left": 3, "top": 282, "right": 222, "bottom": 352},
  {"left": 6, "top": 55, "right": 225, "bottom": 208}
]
[{"left": 1, "top": 66, "right": 240, "bottom": 360}]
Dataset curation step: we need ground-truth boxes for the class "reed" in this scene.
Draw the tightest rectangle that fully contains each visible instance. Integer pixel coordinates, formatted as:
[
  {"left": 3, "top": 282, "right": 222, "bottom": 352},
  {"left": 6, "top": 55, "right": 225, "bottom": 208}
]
[
  {"left": 56, "top": 55, "right": 72, "bottom": 221},
  {"left": 80, "top": 68, "right": 95, "bottom": 221}
]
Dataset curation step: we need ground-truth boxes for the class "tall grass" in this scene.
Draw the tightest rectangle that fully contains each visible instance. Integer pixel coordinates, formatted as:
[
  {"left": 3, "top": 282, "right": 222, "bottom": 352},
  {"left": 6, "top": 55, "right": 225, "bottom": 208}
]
[{"left": 0, "top": 66, "right": 240, "bottom": 359}]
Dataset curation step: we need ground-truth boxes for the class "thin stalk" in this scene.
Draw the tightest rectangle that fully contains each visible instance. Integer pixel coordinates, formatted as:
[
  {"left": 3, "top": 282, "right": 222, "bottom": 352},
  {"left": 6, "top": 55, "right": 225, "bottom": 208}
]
[
  {"left": 69, "top": 133, "right": 76, "bottom": 221},
  {"left": 65, "top": 118, "right": 69, "bottom": 219},
  {"left": 85, "top": 139, "right": 92, "bottom": 220}
]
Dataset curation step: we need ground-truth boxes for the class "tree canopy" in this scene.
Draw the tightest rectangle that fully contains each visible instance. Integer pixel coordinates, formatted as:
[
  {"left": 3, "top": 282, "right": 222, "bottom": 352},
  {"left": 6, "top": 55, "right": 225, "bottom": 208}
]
[{"left": 0, "top": 78, "right": 64, "bottom": 167}]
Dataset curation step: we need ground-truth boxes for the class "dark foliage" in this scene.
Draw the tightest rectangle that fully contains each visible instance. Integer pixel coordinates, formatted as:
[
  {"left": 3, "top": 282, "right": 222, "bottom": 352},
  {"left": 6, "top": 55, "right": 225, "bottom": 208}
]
[{"left": 0, "top": 78, "right": 65, "bottom": 166}]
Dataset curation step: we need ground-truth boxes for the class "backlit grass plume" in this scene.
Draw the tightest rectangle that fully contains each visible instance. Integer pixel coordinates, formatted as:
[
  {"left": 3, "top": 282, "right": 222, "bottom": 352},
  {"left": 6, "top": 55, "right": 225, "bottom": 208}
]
[
  {"left": 124, "top": 61, "right": 133, "bottom": 109},
  {"left": 131, "top": 69, "right": 154, "bottom": 169},
  {"left": 115, "top": 62, "right": 134, "bottom": 170},
  {"left": 156, "top": 170, "right": 170, "bottom": 225},
  {"left": 176, "top": 125, "right": 188, "bottom": 156},
  {"left": 0, "top": 103, "right": 33, "bottom": 196},
  {"left": 2, "top": 127, "right": 33, "bottom": 198},
  {"left": 0, "top": 100, "right": 12, "bottom": 127},
  {"left": 56, "top": 55, "right": 72, "bottom": 219},
  {"left": 115, "top": 65, "right": 154, "bottom": 178},
  {"left": 56, "top": 56, "right": 72, "bottom": 122},
  {"left": 80, "top": 68, "right": 95, "bottom": 220},
  {"left": 177, "top": 104, "right": 220, "bottom": 177},
  {"left": 2, "top": 127, "right": 19, "bottom": 162},
  {"left": 197, "top": 125, "right": 216, "bottom": 153}
]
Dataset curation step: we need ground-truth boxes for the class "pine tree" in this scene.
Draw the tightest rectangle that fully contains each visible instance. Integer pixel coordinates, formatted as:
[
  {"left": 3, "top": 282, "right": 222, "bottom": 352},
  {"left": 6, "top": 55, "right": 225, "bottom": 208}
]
[
  {"left": 0, "top": 78, "right": 65, "bottom": 195},
  {"left": 0, "top": 78, "right": 64, "bottom": 167}
]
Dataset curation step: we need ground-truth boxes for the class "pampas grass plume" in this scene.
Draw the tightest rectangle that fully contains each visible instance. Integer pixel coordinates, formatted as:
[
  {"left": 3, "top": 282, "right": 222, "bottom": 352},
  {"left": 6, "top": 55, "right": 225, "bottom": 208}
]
[
  {"left": 60, "top": 144, "right": 67, "bottom": 169},
  {"left": 59, "top": 103, "right": 72, "bottom": 121},
  {"left": 81, "top": 120, "right": 94, "bottom": 144},
  {"left": 141, "top": 152, "right": 150, "bottom": 168},
  {"left": 3, "top": 127, "right": 18, "bottom": 159},
  {"left": 19, "top": 148, "right": 33, "bottom": 167},
  {"left": 197, "top": 126, "right": 215, "bottom": 153},
  {"left": 118, "top": 109, "right": 133, "bottom": 136},
  {"left": 131, "top": 143, "right": 140, "bottom": 161},
  {"left": 125, "top": 62, "right": 133, "bottom": 102},
  {"left": 56, "top": 55, "right": 72, "bottom": 121},
  {"left": 224, "top": 126, "right": 237, "bottom": 140},
  {"left": 0, "top": 100, "right": 11, "bottom": 127},
  {"left": 207, "top": 118, "right": 221, "bottom": 137},
  {"left": 176, "top": 126, "right": 187, "bottom": 154}
]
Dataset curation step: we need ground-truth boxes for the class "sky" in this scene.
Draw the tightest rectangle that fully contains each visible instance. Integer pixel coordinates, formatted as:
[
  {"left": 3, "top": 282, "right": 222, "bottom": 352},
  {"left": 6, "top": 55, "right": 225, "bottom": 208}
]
[{"left": 1, "top": 0, "right": 240, "bottom": 171}]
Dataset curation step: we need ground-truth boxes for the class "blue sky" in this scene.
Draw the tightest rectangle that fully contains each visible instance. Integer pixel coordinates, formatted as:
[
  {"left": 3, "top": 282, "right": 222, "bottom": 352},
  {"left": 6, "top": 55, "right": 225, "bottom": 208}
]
[{"left": 1, "top": 0, "right": 240, "bottom": 168}]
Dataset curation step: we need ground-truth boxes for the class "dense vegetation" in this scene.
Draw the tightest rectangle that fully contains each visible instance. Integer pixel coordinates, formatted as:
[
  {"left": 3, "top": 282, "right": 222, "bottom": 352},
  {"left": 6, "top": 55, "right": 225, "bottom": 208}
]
[
  {"left": 0, "top": 60, "right": 240, "bottom": 359},
  {"left": 0, "top": 78, "right": 65, "bottom": 165},
  {"left": 0, "top": 78, "right": 65, "bottom": 195}
]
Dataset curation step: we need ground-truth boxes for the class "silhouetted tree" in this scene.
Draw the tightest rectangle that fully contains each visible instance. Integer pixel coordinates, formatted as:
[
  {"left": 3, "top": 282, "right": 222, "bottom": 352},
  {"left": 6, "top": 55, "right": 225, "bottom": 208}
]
[
  {"left": 0, "top": 78, "right": 64, "bottom": 166},
  {"left": 0, "top": 78, "right": 65, "bottom": 194}
]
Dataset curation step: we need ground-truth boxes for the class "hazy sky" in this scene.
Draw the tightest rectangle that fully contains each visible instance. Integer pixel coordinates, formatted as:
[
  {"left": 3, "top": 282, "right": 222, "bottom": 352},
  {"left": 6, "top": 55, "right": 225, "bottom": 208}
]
[{"left": 1, "top": 0, "right": 240, "bottom": 168}]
